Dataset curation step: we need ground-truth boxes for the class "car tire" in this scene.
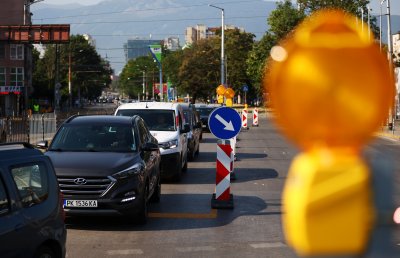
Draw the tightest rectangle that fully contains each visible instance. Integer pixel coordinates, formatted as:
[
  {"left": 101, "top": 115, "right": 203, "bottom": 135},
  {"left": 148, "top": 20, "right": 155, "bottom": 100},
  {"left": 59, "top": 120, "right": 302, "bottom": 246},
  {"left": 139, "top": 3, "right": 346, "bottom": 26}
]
[
  {"left": 174, "top": 157, "right": 182, "bottom": 181},
  {"left": 34, "top": 245, "right": 56, "bottom": 258},
  {"left": 150, "top": 176, "right": 161, "bottom": 203},
  {"left": 195, "top": 144, "right": 200, "bottom": 156},
  {"left": 135, "top": 184, "right": 149, "bottom": 224}
]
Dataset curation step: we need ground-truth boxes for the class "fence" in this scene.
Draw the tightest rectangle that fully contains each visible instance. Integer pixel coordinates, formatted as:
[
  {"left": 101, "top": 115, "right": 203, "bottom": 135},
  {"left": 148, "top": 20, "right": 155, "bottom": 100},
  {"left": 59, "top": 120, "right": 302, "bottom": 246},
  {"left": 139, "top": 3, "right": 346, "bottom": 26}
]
[{"left": 0, "top": 107, "right": 115, "bottom": 145}]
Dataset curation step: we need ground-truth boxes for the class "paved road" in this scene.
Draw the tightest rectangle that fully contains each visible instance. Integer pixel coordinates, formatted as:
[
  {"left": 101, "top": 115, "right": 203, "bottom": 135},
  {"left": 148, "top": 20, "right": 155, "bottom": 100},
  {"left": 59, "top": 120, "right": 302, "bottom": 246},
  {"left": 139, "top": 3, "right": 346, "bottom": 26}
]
[{"left": 64, "top": 113, "right": 400, "bottom": 258}]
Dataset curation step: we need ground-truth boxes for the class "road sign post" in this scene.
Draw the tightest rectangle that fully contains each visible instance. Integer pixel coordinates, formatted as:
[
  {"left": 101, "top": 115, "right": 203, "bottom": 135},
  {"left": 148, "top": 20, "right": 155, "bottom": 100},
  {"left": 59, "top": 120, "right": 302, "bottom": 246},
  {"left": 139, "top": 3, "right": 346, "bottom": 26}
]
[{"left": 209, "top": 107, "right": 241, "bottom": 209}]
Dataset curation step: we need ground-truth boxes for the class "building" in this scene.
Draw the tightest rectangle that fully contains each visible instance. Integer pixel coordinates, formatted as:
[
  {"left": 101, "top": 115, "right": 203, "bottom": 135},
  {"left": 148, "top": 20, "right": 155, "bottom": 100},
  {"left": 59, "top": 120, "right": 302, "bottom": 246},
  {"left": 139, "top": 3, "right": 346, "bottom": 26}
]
[
  {"left": 184, "top": 24, "right": 245, "bottom": 46},
  {"left": 124, "top": 39, "right": 161, "bottom": 62},
  {"left": 0, "top": 0, "right": 30, "bottom": 116}
]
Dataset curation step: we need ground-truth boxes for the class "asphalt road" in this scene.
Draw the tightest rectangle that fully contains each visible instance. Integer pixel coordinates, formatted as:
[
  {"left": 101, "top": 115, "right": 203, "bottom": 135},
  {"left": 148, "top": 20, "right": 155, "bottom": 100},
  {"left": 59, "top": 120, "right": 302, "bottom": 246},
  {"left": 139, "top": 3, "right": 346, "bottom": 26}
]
[{"left": 64, "top": 113, "right": 400, "bottom": 258}]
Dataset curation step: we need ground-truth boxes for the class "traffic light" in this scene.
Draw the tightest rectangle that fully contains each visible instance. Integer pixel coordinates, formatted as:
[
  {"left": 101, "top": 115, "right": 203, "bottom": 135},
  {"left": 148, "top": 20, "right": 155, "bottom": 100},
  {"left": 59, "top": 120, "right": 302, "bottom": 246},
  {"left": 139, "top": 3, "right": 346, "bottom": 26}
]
[{"left": 264, "top": 9, "right": 395, "bottom": 256}]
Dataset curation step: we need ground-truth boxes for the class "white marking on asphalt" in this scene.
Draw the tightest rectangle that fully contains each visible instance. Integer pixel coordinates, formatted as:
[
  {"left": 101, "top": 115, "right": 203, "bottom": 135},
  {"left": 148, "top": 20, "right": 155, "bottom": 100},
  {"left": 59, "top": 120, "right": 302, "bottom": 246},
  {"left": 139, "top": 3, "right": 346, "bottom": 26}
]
[
  {"left": 107, "top": 249, "right": 144, "bottom": 255},
  {"left": 176, "top": 246, "right": 216, "bottom": 252},
  {"left": 250, "top": 242, "right": 286, "bottom": 249}
]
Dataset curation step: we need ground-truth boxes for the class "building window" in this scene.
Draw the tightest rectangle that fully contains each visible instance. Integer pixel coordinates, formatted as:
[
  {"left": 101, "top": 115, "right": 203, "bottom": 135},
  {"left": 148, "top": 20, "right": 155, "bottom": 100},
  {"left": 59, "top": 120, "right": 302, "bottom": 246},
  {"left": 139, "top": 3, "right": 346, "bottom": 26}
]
[
  {"left": 0, "top": 43, "right": 5, "bottom": 59},
  {"left": 0, "top": 68, "right": 5, "bottom": 86},
  {"left": 10, "top": 44, "right": 24, "bottom": 60},
  {"left": 10, "top": 67, "right": 24, "bottom": 86}
]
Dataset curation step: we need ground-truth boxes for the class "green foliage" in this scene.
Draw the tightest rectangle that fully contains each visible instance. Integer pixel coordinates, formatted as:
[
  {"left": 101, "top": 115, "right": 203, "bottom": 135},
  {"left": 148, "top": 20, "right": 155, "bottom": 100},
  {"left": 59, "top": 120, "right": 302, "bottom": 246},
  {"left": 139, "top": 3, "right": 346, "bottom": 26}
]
[
  {"left": 119, "top": 55, "right": 158, "bottom": 99},
  {"left": 268, "top": 0, "right": 306, "bottom": 41},
  {"left": 32, "top": 34, "right": 112, "bottom": 106}
]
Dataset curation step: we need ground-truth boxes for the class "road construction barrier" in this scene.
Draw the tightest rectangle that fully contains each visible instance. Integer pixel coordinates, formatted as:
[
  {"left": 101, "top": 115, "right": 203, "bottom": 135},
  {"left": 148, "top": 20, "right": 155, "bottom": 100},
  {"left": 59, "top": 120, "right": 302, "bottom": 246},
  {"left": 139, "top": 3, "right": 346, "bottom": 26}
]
[
  {"left": 211, "top": 139, "right": 234, "bottom": 209},
  {"left": 241, "top": 109, "right": 249, "bottom": 129},
  {"left": 252, "top": 108, "right": 259, "bottom": 127},
  {"left": 230, "top": 137, "right": 236, "bottom": 180}
]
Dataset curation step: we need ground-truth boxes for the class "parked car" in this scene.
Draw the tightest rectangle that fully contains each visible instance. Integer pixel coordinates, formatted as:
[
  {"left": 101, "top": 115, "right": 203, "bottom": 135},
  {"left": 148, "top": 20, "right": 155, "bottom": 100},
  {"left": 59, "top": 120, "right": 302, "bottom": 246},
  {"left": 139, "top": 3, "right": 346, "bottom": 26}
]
[
  {"left": 37, "top": 115, "right": 161, "bottom": 224},
  {"left": 0, "top": 142, "right": 66, "bottom": 258},
  {"left": 195, "top": 104, "right": 220, "bottom": 131},
  {"left": 115, "top": 102, "right": 189, "bottom": 181},
  {"left": 181, "top": 103, "right": 202, "bottom": 160}
]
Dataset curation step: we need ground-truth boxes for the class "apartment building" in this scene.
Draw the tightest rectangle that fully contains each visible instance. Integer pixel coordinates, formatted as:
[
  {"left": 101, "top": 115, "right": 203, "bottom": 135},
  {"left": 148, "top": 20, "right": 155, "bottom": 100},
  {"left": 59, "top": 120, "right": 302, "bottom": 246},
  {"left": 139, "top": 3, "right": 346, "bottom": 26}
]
[{"left": 0, "top": 0, "right": 30, "bottom": 116}]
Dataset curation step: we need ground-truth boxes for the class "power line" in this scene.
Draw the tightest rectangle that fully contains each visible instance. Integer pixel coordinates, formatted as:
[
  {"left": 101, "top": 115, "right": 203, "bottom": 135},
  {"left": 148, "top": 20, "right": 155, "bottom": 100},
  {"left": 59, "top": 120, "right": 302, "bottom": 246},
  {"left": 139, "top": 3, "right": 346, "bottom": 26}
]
[{"left": 31, "top": 0, "right": 263, "bottom": 21}]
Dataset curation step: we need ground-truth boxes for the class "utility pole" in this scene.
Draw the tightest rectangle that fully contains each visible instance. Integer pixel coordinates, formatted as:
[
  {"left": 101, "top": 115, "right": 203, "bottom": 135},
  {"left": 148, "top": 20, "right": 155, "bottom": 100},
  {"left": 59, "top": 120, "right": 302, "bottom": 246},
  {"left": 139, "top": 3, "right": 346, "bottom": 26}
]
[{"left": 209, "top": 4, "right": 225, "bottom": 86}]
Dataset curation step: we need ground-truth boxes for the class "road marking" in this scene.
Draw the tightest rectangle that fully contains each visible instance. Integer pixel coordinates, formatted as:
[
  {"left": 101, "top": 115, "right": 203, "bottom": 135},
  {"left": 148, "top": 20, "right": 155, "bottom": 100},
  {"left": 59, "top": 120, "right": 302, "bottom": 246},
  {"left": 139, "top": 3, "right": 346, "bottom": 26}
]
[
  {"left": 107, "top": 249, "right": 144, "bottom": 255},
  {"left": 149, "top": 209, "right": 217, "bottom": 219},
  {"left": 176, "top": 246, "right": 216, "bottom": 252},
  {"left": 250, "top": 242, "right": 286, "bottom": 249}
]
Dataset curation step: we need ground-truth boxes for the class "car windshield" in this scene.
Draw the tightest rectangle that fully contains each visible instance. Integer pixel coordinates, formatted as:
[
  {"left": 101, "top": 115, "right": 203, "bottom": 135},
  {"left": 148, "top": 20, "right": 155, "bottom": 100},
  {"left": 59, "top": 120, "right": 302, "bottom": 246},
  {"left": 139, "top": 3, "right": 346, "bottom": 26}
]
[
  {"left": 49, "top": 124, "right": 137, "bottom": 152},
  {"left": 116, "top": 110, "right": 176, "bottom": 131},
  {"left": 196, "top": 108, "right": 215, "bottom": 116}
]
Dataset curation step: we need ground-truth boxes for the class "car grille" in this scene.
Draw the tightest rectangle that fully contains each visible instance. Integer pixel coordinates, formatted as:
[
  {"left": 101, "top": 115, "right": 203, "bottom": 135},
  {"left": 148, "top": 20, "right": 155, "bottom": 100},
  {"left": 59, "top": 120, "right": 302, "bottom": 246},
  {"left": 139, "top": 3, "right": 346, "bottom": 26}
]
[{"left": 57, "top": 176, "right": 113, "bottom": 196}]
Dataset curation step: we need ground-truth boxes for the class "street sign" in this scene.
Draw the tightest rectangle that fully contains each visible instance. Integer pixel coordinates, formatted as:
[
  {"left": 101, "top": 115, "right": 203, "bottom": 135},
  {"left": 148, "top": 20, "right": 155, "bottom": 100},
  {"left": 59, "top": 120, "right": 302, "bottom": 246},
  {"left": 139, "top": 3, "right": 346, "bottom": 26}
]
[
  {"left": 242, "top": 85, "right": 248, "bottom": 92},
  {"left": 208, "top": 107, "right": 241, "bottom": 140}
]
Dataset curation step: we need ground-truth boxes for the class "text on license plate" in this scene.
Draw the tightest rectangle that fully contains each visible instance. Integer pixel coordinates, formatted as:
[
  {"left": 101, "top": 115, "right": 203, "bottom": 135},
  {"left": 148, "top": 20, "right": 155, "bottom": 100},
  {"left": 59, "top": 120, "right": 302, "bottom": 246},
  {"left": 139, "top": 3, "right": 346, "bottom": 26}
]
[{"left": 64, "top": 200, "right": 98, "bottom": 208}]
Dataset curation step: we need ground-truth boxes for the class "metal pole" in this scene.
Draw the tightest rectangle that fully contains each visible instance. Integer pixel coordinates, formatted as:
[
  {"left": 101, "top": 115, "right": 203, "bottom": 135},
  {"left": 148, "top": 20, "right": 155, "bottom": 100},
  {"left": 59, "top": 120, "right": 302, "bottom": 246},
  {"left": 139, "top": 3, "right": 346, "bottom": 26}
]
[
  {"left": 209, "top": 4, "right": 225, "bottom": 86},
  {"left": 386, "top": 0, "right": 395, "bottom": 132},
  {"left": 380, "top": 1, "right": 383, "bottom": 50},
  {"left": 68, "top": 48, "right": 72, "bottom": 110},
  {"left": 367, "top": 5, "right": 371, "bottom": 37},
  {"left": 159, "top": 66, "right": 163, "bottom": 101}
]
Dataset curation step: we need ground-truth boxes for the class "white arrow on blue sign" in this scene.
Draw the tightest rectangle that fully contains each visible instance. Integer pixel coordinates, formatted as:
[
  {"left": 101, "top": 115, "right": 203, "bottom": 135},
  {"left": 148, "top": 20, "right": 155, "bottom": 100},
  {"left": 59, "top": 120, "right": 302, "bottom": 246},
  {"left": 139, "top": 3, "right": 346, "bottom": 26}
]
[{"left": 208, "top": 107, "right": 242, "bottom": 140}]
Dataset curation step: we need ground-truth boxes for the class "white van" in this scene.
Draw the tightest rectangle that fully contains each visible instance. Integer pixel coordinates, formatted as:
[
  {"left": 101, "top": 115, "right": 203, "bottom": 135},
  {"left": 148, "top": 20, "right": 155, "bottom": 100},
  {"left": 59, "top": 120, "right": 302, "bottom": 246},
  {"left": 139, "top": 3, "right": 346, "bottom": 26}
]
[{"left": 115, "top": 102, "right": 189, "bottom": 181}]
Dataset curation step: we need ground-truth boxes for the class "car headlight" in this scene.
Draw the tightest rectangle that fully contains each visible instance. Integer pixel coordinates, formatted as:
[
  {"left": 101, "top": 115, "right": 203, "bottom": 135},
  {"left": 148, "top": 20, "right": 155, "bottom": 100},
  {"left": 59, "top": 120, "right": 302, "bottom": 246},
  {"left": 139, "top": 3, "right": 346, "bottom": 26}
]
[
  {"left": 159, "top": 140, "right": 178, "bottom": 149},
  {"left": 112, "top": 164, "right": 142, "bottom": 180}
]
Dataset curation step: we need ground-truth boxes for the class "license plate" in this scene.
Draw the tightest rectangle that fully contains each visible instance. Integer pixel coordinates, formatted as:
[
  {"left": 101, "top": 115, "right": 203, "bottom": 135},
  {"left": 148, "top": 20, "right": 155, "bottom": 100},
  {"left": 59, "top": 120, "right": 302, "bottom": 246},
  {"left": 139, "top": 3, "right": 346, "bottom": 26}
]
[{"left": 64, "top": 200, "right": 98, "bottom": 208}]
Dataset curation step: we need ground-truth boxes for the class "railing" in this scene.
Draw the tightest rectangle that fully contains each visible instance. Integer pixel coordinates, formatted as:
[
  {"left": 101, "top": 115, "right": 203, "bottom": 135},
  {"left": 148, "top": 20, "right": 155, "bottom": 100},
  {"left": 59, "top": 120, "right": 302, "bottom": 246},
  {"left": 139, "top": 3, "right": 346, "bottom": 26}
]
[{"left": 0, "top": 107, "right": 115, "bottom": 144}]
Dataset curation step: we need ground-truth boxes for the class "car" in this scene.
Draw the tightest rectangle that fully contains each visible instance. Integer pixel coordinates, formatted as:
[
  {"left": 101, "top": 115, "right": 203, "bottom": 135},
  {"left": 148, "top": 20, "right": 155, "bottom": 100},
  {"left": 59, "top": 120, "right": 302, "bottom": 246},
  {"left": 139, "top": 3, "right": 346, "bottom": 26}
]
[
  {"left": 0, "top": 142, "right": 66, "bottom": 258},
  {"left": 115, "top": 102, "right": 189, "bottom": 181},
  {"left": 37, "top": 115, "right": 161, "bottom": 224},
  {"left": 181, "top": 103, "right": 202, "bottom": 160},
  {"left": 195, "top": 103, "right": 220, "bottom": 131}
]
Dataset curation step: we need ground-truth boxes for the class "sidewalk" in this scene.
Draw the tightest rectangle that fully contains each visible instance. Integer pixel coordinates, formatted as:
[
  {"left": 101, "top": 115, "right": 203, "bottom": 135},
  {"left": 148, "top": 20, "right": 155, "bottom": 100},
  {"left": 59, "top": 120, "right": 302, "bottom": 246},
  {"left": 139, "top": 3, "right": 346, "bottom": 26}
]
[{"left": 375, "top": 120, "right": 400, "bottom": 141}]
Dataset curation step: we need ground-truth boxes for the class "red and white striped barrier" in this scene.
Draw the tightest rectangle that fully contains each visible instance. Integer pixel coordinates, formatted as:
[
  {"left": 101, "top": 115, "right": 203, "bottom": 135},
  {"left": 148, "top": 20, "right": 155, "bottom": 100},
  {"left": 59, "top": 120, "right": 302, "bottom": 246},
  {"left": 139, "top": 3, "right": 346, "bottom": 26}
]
[
  {"left": 211, "top": 139, "right": 234, "bottom": 208},
  {"left": 242, "top": 109, "right": 249, "bottom": 129},
  {"left": 230, "top": 137, "right": 236, "bottom": 180},
  {"left": 252, "top": 108, "right": 259, "bottom": 127}
]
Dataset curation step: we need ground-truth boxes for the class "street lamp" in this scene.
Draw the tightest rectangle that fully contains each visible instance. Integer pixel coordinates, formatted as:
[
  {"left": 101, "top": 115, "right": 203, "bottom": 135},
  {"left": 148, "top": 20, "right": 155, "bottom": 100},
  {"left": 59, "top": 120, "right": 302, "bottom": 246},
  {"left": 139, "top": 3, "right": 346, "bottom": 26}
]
[{"left": 209, "top": 4, "right": 225, "bottom": 86}]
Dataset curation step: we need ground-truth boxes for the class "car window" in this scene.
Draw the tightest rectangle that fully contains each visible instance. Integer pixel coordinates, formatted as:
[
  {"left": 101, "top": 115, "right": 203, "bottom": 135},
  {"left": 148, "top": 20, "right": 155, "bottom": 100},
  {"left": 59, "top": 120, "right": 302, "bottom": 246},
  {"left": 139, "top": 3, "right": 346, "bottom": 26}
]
[
  {"left": 0, "top": 175, "right": 10, "bottom": 216},
  {"left": 10, "top": 162, "right": 49, "bottom": 208},
  {"left": 116, "top": 110, "right": 176, "bottom": 131},
  {"left": 137, "top": 120, "right": 148, "bottom": 146},
  {"left": 50, "top": 124, "right": 137, "bottom": 152}
]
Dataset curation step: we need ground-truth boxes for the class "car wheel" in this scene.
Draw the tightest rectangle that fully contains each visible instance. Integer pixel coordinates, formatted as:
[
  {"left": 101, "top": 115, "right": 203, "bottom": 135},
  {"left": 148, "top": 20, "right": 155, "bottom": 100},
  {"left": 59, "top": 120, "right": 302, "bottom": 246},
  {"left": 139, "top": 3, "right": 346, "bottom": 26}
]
[
  {"left": 150, "top": 176, "right": 161, "bottom": 203},
  {"left": 174, "top": 156, "right": 183, "bottom": 181},
  {"left": 34, "top": 245, "right": 56, "bottom": 258},
  {"left": 135, "top": 184, "right": 149, "bottom": 224}
]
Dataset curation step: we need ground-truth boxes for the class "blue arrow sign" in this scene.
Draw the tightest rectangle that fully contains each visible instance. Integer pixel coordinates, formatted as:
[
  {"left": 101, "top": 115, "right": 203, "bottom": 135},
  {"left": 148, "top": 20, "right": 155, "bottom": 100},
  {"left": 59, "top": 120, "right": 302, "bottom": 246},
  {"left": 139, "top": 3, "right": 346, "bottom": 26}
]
[
  {"left": 208, "top": 107, "right": 241, "bottom": 140},
  {"left": 242, "top": 85, "right": 248, "bottom": 92}
]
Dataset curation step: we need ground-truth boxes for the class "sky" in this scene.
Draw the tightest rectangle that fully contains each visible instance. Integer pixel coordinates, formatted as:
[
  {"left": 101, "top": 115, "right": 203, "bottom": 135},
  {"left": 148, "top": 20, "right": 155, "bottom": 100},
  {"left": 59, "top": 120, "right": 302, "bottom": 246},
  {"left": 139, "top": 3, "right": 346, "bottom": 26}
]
[{"left": 47, "top": 0, "right": 400, "bottom": 15}]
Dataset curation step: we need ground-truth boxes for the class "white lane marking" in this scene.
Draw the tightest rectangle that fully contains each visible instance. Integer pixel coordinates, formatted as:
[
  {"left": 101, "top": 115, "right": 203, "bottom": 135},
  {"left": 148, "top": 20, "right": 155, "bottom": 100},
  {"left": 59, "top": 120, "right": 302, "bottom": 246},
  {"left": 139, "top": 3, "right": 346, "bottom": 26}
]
[
  {"left": 250, "top": 242, "right": 286, "bottom": 249},
  {"left": 107, "top": 249, "right": 144, "bottom": 255},
  {"left": 176, "top": 246, "right": 216, "bottom": 252}
]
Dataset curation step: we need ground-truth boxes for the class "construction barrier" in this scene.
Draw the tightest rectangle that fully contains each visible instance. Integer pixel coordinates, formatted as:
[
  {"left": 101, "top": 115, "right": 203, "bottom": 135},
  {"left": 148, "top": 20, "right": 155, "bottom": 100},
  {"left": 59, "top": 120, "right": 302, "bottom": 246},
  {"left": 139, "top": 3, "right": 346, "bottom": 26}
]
[
  {"left": 252, "top": 107, "right": 259, "bottom": 127},
  {"left": 241, "top": 109, "right": 249, "bottom": 130},
  {"left": 230, "top": 136, "right": 236, "bottom": 180},
  {"left": 211, "top": 139, "right": 234, "bottom": 209}
]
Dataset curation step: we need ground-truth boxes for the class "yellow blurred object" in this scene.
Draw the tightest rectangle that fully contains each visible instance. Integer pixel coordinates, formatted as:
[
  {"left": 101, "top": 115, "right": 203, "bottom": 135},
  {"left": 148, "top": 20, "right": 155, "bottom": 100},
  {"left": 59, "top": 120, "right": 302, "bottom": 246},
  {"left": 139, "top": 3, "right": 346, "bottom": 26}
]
[
  {"left": 265, "top": 9, "right": 395, "bottom": 151},
  {"left": 224, "top": 88, "right": 235, "bottom": 99},
  {"left": 216, "top": 85, "right": 226, "bottom": 95},
  {"left": 283, "top": 149, "right": 375, "bottom": 256},
  {"left": 217, "top": 95, "right": 224, "bottom": 104},
  {"left": 244, "top": 104, "right": 248, "bottom": 110},
  {"left": 226, "top": 98, "right": 233, "bottom": 107}
]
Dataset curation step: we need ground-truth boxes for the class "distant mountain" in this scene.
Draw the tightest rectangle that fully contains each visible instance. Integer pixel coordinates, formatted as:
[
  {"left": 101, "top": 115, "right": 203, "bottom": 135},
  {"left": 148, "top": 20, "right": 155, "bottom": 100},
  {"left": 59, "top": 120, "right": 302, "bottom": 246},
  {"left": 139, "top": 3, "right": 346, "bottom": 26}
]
[{"left": 31, "top": 0, "right": 276, "bottom": 73}]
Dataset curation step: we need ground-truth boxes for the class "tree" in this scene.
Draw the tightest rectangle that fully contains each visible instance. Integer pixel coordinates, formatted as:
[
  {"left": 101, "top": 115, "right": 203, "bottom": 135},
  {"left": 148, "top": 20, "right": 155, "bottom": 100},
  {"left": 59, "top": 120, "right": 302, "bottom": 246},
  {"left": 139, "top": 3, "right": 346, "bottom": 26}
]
[
  {"left": 178, "top": 39, "right": 220, "bottom": 103},
  {"left": 119, "top": 55, "right": 158, "bottom": 100},
  {"left": 32, "top": 34, "right": 112, "bottom": 108},
  {"left": 297, "top": 0, "right": 379, "bottom": 36}
]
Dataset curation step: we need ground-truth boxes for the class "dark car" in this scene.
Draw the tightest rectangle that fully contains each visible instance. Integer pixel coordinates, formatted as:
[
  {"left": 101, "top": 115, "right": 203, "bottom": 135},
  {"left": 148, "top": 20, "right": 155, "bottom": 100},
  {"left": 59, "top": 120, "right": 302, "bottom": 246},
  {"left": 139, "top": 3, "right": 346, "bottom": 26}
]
[
  {"left": 181, "top": 103, "right": 202, "bottom": 160},
  {"left": 195, "top": 104, "right": 220, "bottom": 131},
  {"left": 0, "top": 142, "right": 66, "bottom": 258},
  {"left": 38, "top": 115, "right": 161, "bottom": 224}
]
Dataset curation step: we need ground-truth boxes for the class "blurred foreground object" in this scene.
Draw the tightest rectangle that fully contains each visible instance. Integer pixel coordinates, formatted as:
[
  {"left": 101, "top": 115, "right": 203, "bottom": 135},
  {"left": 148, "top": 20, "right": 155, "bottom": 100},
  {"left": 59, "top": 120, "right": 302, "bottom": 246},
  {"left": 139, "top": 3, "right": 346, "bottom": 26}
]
[{"left": 264, "top": 9, "right": 396, "bottom": 257}]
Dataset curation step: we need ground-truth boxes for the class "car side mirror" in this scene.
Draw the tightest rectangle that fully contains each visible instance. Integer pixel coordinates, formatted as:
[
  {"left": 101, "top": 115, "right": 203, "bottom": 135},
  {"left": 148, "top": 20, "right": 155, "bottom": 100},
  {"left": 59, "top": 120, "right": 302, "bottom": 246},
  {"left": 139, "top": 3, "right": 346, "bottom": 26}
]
[
  {"left": 142, "top": 142, "right": 159, "bottom": 151},
  {"left": 36, "top": 140, "right": 49, "bottom": 150},
  {"left": 181, "top": 124, "right": 190, "bottom": 134}
]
